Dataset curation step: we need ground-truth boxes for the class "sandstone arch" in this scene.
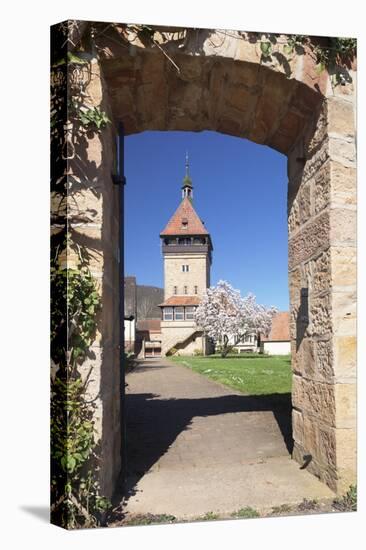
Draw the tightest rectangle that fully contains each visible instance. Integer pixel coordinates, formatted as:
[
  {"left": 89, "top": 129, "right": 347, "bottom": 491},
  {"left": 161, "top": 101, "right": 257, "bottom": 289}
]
[{"left": 62, "top": 24, "right": 357, "bottom": 498}]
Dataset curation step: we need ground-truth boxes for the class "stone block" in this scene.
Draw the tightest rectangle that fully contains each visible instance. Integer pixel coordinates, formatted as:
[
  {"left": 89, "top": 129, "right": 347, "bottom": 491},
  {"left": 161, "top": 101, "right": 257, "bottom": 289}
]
[
  {"left": 296, "top": 337, "right": 315, "bottom": 378},
  {"left": 327, "top": 97, "right": 355, "bottom": 138},
  {"left": 333, "top": 335, "right": 356, "bottom": 380},
  {"left": 298, "top": 180, "right": 312, "bottom": 224},
  {"left": 330, "top": 208, "right": 356, "bottom": 245},
  {"left": 291, "top": 374, "right": 303, "bottom": 409},
  {"left": 309, "top": 249, "right": 331, "bottom": 296},
  {"left": 330, "top": 161, "right": 356, "bottom": 207},
  {"left": 316, "top": 339, "right": 334, "bottom": 380},
  {"left": 303, "top": 414, "right": 320, "bottom": 461},
  {"left": 288, "top": 211, "right": 330, "bottom": 269},
  {"left": 269, "top": 110, "right": 306, "bottom": 154},
  {"left": 288, "top": 196, "right": 300, "bottom": 235},
  {"left": 331, "top": 246, "right": 357, "bottom": 288},
  {"left": 335, "top": 428, "right": 357, "bottom": 473},
  {"left": 334, "top": 383, "right": 356, "bottom": 428},
  {"left": 287, "top": 140, "right": 306, "bottom": 182},
  {"left": 67, "top": 188, "right": 104, "bottom": 224},
  {"left": 293, "top": 376, "right": 336, "bottom": 425},
  {"left": 248, "top": 71, "right": 296, "bottom": 145},
  {"left": 329, "top": 136, "right": 356, "bottom": 167},
  {"left": 294, "top": 440, "right": 339, "bottom": 492},
  {"left": 292, "top": 409, "right": 304, "bottom": 446},
  {"left": 302, "top": 139, "right": 330, "bottom": 184},
  {"left": 332, "top": 291, "right": 357, "bottom": 336},
  {"left": 289, "top": 267, "right": 302, "bottom": 306},
  {"left": 309, "top": 292, "right": 332, "bottom": 336},
  {"left": 314, "top": 160, "right": 331, "bottom": 214},
  {"left": 289, "top": 304, "right": 299, "bottom": 340},
  {"left": 306, "top": 103, "right": 328, "bottom": 155},
  {"left": 290, "top": 341, "right": 298, "bottom": 373},
  {"left": 317, "top": 425, "right": 336, "bottom": 469}
]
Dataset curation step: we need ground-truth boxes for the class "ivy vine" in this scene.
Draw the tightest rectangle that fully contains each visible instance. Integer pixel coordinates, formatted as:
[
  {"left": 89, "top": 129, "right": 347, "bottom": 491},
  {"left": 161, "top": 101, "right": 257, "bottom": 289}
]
[
  {"left": 50, "top": 21, "right": 112, "bottom": 529},
  {"left": 117, "top": 24, "right": 356, "bottom": 87},
  {"left": 50, "top": 262, "right": 112, "bottom": 528}
]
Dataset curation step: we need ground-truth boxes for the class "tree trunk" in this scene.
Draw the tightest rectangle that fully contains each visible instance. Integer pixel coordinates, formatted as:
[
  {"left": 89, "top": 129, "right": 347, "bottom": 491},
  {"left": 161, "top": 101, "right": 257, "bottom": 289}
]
[{"left": 220, "top": 334, "right": 245, "bottom": 357}]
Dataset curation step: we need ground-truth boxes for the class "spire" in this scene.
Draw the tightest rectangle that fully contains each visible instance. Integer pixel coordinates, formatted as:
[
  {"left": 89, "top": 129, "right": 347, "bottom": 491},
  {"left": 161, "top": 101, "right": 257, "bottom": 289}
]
[{"left": 182, "top": 151, "right": 193, "bottom": 200}]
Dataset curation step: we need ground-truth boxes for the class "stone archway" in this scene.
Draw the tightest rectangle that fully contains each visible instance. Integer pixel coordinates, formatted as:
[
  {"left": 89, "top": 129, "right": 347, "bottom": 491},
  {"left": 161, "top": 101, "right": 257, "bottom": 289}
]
[{"left": 65, "top": 24, "right": 356, "bottom": 498}]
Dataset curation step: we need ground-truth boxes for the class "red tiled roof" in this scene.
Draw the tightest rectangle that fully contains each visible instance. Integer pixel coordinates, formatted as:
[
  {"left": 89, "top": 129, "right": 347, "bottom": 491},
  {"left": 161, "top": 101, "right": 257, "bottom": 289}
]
[
  {"left": 160, "top": 197, "right": 209, "bottom": 236},
  {"left": 158, "top": 296, "right": 201, "bottom": 307},
  {"left": 136, "top": 319, "right": 161, "bottom": 332},
  {"left": 262, "top": 311, "right": 290, "bottom": 341}
]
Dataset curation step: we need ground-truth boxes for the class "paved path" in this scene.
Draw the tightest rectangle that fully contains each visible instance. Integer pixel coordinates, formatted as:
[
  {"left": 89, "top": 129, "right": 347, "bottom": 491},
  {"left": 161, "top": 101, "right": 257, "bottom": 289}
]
[{"left": 123, "top": 358, "right": 334, "bottom": 519}]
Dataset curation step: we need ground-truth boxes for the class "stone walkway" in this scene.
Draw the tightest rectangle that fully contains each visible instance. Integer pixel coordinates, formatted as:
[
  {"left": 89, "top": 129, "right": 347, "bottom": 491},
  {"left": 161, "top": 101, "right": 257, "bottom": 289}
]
[{"left": 123, "top": 358, "right": 334, "bottom": 519}]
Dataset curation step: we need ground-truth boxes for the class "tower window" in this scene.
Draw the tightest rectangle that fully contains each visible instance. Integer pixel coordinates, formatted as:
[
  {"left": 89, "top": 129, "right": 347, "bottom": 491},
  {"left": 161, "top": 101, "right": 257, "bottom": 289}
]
[
  {"left": 174, "top": 307, "right": 184, "bottom": 321},
  {"left": 182, "top": 264, "right": 189, "bottom": 272},
  {"left": 163, "top": 307, "right": 173, "bottom": 321},
  {"left": 184, "top": 286, "right": 188, "bottom": 294},
  {"left": 173, "top": 286, "right": 177, "bottom": 295},
  {"left": 185, "top": 306, "right": 195, "bottom": 320},
  {"left": 194, "top": 286, "right": 198, "bottom": 294}
]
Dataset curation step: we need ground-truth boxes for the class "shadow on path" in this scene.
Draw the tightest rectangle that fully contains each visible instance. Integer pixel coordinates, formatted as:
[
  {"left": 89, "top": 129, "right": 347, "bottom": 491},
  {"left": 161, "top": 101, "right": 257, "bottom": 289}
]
[{"left": 120, "top": 389, "right": 292, "bottom": 503}]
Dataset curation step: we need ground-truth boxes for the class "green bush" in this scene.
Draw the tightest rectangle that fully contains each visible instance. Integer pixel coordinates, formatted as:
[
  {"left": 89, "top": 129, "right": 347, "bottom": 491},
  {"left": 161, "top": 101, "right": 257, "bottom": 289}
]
[
  {"left": 231, "top": 507, "right": 259, "bottom": 519},
  {"left": 193, "top": 348, "right": 203, "bottom": 356},
  {"left": 333, "top": 484, "right": 357, "bottom": 512}
]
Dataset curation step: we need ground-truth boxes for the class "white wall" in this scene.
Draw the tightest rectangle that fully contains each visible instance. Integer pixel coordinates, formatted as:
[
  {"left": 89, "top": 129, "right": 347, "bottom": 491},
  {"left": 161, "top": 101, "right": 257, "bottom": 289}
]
[
  {"left": 124, "top": 318, "right": 136, "bottom": 347},
  {"left": 261, "top": 341, "right": 291, "bottom": 355}
]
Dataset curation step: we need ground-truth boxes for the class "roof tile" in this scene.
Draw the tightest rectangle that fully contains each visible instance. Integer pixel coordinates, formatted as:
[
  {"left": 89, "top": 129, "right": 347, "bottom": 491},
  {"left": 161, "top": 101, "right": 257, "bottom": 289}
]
[
  {"left": 262, "top": 311, "right": 290, "bottom": 341},
  {"left": 159, "top": 296, "right": 201, "bottom": 306},
  {"left": 160, "top": 197, "right": 209, "bottom": 236}
]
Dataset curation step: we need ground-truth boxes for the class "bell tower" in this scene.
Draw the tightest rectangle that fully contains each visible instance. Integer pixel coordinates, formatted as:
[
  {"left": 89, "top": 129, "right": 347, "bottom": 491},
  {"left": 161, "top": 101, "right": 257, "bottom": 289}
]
[
  {"left": 159, "top": 155, "right": 213, "bottom": 356},
  {"left": 160, "top": 156, "right": 213, "bottom": 300}
]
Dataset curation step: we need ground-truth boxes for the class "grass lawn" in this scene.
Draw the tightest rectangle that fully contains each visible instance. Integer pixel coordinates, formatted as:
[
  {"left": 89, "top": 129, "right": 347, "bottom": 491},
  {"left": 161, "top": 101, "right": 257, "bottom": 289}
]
[{"left": 168, "top": 353, "right": 292, "bottom": 396}]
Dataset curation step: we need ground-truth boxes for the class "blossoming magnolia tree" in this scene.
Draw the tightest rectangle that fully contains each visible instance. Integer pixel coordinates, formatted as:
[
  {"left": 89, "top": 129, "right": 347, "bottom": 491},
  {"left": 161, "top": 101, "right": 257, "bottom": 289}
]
[{"left": 195, "top": 280, "right": 277, "bottom": 357}]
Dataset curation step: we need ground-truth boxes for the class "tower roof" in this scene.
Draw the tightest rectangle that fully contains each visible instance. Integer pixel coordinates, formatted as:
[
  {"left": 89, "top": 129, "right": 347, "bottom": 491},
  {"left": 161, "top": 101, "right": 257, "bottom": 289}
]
[{"left": 160, "top": 197, "right": 209, "bottom": 236}]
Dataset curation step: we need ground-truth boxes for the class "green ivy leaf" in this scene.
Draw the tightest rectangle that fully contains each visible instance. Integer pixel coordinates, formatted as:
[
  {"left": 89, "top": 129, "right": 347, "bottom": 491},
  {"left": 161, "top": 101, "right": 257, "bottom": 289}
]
[
  {"left": 67, "top": 51, "right": 88, "bottom": 65},
  {"left": 283, "top": 44, "right": 294, "bottom": 55},
  {"left": 260, "top": 41, "right": 272, "bottom": 56}
]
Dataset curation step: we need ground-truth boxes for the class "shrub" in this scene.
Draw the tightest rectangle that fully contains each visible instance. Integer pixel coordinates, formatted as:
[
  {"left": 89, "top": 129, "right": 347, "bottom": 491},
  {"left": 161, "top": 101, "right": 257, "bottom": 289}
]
[
  {"left": 333, "top": 484, "right": 357, "bottom": 512},
  {"left": 124, "top": 513, "right": 176, "bottom": 526},
  {"left": 193, "top": 348, "right": 203, "bottom": 356},
  {"left": 166, "top": 347, "right": 177, "bottom": 357},
  {"left": 231, "top": 507, "right": 259, "bottom": 519},
  {"left": 198, "top": 511, "right": 220, "bottom": 521}
]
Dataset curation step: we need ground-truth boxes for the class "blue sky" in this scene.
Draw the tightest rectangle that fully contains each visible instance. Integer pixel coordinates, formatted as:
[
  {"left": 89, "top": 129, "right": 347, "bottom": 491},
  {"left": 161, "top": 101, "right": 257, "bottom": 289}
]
[{"left": 125, "top": 130, "right": 289, "bottom": 311}]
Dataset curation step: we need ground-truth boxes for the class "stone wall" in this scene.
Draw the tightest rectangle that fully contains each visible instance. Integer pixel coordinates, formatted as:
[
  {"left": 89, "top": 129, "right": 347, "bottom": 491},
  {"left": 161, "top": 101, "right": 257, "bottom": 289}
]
[
  {"left": 65, "top": 55, "right": 122, "bottom": 499},
  {"left": 65, "top": 23, "right": 356, "bottom": 495},
  {"left": 288, "top": 93, "right": 356, "bottom": 492}
]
